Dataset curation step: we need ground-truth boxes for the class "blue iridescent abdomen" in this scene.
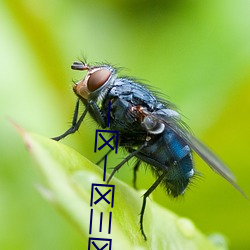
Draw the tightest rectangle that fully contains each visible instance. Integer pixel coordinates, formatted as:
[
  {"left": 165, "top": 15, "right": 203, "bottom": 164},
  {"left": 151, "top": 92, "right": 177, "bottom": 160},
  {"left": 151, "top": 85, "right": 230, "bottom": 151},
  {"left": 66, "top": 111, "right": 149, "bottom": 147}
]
[{"left": 136, "top": 128, "right": 194, "bottom": 197}]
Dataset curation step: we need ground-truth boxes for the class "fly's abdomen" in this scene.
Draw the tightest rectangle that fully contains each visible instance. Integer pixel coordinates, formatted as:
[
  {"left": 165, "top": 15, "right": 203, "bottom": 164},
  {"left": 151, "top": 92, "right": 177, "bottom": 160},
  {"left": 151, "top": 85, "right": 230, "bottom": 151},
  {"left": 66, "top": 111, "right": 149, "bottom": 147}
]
[
  {"left": 138, "top": 128, "right": 194, "bottom": 197},
  {"left": 164, "top": 153, "right": 193, "bottom": 197},
  {"left": 163, "top": 129, "right": 194, "bottom": 196}
]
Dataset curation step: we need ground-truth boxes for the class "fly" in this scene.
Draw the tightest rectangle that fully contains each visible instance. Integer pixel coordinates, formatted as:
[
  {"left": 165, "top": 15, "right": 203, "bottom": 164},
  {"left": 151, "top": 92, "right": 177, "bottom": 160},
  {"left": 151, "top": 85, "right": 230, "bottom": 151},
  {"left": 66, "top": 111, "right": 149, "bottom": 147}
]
[{"left": 52, "top": 60, "right": 247, "bottom": 240}]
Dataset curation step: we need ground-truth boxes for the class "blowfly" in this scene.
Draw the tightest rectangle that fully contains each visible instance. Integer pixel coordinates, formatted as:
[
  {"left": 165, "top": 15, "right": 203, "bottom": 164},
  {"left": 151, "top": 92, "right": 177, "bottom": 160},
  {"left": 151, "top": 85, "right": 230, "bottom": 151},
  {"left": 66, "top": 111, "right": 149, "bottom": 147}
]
[{"left": 52, "top": 60, "right": 246, "bottom": 240}]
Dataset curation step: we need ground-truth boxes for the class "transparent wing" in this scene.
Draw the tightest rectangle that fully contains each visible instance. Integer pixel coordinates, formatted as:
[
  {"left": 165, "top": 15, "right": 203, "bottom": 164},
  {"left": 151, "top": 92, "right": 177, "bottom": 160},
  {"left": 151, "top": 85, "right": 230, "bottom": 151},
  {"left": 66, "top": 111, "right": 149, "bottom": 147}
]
[
  {"left": 169, "top": 121, "right": 247, "bottom": 198},
  {"left": 148, "top": 110, "right": 247, "bottom": 198}
]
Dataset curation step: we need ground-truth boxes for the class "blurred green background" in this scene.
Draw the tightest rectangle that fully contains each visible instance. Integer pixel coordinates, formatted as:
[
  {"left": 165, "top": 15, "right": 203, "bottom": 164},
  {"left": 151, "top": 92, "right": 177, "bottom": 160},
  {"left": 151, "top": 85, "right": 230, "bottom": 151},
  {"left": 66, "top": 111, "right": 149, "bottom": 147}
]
[{"left": 1, "top": 0, "right": 250, "bottom": 249}]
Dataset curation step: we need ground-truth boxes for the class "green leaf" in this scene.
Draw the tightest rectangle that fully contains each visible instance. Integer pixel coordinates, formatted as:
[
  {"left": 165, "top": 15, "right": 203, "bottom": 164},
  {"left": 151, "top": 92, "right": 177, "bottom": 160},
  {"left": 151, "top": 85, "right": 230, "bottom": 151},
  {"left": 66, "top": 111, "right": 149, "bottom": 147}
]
[{"left": 19, "top": 127, "right": 227, "bottom": 250}]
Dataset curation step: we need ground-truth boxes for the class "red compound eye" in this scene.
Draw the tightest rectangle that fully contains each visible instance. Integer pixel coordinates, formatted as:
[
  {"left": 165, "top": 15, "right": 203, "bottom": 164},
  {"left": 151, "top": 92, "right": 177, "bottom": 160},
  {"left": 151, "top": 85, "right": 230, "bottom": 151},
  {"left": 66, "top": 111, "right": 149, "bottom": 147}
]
[{"left": 87, "top": 68, "right": 111, "bottom": 92}]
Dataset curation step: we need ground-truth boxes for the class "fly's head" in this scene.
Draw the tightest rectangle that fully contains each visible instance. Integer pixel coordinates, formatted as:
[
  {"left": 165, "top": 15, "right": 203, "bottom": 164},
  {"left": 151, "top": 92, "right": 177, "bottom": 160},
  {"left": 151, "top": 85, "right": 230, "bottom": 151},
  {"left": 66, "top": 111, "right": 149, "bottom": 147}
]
[{"left": 72, "top": 61, "right": 116, "bottom": 101}]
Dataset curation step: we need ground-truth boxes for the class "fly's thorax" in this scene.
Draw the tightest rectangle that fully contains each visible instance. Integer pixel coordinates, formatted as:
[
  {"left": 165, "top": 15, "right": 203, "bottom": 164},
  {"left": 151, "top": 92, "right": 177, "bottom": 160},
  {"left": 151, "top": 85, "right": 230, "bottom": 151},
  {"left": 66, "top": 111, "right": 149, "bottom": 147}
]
[{"left": 73, "top": 64, "right": 117, "bottom": 103}]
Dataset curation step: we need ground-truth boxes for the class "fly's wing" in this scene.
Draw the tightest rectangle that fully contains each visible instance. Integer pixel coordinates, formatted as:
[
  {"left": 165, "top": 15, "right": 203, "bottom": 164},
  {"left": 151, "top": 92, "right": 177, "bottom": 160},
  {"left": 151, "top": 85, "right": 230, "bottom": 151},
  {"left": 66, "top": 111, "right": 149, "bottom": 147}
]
[
  {"left": 182, "top": 131, "right": 248, "bottom": 197},
  {"left": 151, "top": 110, "right": 247, "bottom": 198}
]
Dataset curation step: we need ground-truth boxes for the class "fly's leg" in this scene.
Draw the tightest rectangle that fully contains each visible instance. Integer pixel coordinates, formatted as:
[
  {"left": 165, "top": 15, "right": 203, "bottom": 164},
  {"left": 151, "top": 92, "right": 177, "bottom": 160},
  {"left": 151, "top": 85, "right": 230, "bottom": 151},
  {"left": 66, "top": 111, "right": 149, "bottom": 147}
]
[
  {"left": 140, "top": 172, "right": 167, "bottom": 240},
  {"left": 89, "top": 100, "right": 106, "bottom": 128},
  {"left": 133, "top": 160, "right": 141, "bottom": 189},
  {"left": 52, "top": 99, "right": 107, "bottom": 141},
  {"left": 107, "top": 143, "right": 146, "bottom": 184},
  {"left": 52, "top": 99, "right": 88, "bottom": 141}
]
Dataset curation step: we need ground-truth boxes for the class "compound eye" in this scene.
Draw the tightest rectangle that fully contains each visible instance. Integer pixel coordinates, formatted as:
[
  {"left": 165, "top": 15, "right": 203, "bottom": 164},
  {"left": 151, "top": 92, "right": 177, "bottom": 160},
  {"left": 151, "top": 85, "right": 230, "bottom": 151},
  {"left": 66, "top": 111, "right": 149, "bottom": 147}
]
[{"left": 87, "top": 68, "right": 111, "bottom": 92}]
